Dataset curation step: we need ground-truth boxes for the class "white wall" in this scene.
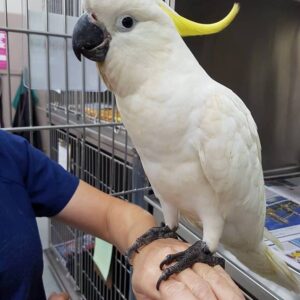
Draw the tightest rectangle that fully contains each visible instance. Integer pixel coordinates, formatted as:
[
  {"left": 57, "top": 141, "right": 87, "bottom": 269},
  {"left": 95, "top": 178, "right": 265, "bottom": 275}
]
[
  {"left": 0, "top": 0, "right": 46, "bottom": 128},
  {"left": 0, "top": 0, "right": 44, "bottom": 15}
]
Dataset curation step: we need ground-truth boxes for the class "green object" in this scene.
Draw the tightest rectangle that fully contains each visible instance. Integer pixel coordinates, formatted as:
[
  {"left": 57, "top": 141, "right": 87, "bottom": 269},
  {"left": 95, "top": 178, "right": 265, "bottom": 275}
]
[
  {"left": 12, "top": 76, "right": 38, "bottom": 109},
  {"left": 93, "top": 238, "right": 113, "bottom": 282}
]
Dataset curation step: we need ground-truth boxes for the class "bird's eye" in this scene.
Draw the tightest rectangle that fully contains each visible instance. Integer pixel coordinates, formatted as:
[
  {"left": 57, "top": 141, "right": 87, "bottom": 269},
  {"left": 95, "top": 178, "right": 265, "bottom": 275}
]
[{"left": 116, "top": 15, "right": 136, "bottom": 32}]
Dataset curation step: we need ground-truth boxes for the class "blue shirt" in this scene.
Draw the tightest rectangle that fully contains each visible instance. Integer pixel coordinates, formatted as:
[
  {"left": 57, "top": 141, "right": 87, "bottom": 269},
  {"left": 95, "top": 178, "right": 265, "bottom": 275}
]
[{"left": 0, "top": 130, "right": 79, "bottom": 300}]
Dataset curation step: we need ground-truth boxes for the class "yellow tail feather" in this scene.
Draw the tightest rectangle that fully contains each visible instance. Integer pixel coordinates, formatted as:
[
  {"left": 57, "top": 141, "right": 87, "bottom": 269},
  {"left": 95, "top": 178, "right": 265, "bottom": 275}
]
[{"left": 231, "top": 243, "right": 300, "bottom": 293}]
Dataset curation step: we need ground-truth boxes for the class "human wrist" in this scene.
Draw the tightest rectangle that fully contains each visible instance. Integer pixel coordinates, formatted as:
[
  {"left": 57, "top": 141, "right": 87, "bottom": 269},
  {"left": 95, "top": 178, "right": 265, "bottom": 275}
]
[
  {"left": 130, "top": 238, "right": 159, "bottom": 268},
  {"left": 125, "top": 209, "right": 156, "bottom": 254}
]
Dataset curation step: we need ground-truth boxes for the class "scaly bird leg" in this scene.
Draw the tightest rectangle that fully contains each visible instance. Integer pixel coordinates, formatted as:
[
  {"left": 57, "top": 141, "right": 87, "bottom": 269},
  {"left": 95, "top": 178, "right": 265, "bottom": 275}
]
[
  {"left": 156, "top": 240, "right": 225, "bottom": 290},
  {"left": 125, "top": 225, "right": 178, "bottom": 264}
]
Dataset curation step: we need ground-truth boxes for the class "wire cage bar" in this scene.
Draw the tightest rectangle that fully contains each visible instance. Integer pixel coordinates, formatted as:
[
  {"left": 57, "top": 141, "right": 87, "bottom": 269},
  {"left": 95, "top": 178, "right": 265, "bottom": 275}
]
[
  {"left": 1, "top": 0, "right": 151, "bottom": 299},
  {"left": 49, "top": 128, "right": 145, "bottom": 300}
]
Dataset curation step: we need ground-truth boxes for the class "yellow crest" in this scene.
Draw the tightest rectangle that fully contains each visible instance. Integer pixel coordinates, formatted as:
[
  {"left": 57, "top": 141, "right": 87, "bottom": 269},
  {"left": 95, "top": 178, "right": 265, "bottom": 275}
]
[{"left": 160, "top": 3, "right": 240, "bottom": 37}]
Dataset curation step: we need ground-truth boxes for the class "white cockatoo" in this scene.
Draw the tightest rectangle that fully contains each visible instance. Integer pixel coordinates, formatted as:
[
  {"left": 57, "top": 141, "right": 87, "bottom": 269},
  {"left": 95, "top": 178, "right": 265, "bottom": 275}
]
[{"left": 72, "top": 0, "right": 300, "bottom": 292}]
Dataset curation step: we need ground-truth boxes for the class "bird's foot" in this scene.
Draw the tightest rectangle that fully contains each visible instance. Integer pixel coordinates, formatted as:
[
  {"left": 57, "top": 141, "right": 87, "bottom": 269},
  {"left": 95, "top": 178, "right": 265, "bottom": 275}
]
[
  {"left": 125, "top": 225, "right": 178, "bottom": 264},
  {"left": 156, "top": 240, "right": 225, "bottom": 290}
]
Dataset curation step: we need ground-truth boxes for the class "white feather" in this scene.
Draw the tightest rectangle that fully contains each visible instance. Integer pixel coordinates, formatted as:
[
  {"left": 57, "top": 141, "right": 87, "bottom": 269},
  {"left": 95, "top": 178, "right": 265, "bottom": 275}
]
[{"left": 84, "top": 0, "right": 300, "bottom": 292}]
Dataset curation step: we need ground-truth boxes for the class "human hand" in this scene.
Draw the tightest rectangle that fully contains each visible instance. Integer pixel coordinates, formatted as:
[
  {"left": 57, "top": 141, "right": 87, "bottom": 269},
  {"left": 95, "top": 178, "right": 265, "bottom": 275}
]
[
  {"left": 48, "top": 292, "right": 70, "bottom": 300},
  {"left": 131, "top": 238, "right": 245, "bottom": 300}
]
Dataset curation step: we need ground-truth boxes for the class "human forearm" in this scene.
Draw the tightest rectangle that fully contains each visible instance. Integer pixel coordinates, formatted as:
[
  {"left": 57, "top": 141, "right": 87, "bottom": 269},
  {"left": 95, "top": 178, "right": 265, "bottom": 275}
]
[
  {"left": 56, "top": 180, "right": 155, "bottom": 253},
  {"left": 106, "top": 197, "right": 156, "bottom": 253},
  {"left": 56, "top": 181, "right": 244, "bottom": 300}
]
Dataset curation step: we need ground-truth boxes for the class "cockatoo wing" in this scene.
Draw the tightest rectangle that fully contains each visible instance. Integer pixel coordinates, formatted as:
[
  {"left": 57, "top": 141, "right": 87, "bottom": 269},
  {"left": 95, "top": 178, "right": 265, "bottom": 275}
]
[
  {"left": 197, "top": 89, "right": 265, "bottom": 240},
  {"left": 194, "top": 88, "right": 300, "bottom": 292}
]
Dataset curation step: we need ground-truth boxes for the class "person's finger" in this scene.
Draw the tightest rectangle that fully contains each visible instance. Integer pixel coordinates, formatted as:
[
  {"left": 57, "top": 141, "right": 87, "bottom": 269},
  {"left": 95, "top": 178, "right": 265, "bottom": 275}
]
[
  {"left": 213, "top": 265, "right": 244, "bottom": 296},
  {"left": 48, "top": 292, "right": 70, "bottom": 300},
  {"left": 193, "top": 263, "right": 245, "bottom": 300},
  {"left": 159, "top": 278, "right": 199, "bottom": 300},
  {"left": 176, "top": 268, "right": 218, "bottom": 300},
  {"left": 134, "top": 291, "right": 153, "bottom": 300}
]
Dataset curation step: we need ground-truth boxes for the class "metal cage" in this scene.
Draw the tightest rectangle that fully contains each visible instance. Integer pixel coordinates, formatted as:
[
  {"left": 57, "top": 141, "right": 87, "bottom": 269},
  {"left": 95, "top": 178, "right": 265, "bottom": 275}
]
[
  {"left": 0, "top": 0, "right": 152, "bottom": 299},
  {"left": 48, "top": 129, "right": 139, "bottom": 300}
]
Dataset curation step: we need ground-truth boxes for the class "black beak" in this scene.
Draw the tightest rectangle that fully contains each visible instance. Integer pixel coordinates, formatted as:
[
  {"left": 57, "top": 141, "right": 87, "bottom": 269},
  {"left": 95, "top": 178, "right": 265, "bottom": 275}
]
[{"left": 72, "top": 13, "right": 111, "bottom": 62}]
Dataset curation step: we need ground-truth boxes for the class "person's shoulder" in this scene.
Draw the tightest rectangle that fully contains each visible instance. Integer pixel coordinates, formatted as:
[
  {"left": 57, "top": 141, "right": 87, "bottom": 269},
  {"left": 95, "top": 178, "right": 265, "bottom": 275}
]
[
  {"left": 0, "top": 129, "right": 10, "bottom": 142},
  {"left": 0, "top": 131, "right": 28, "bottom": 171},
  {"left": 0, "top": 131, "right": 30, "bottom": 183},
  {"left": 0, "top": 130, "right": 27, "bottom": 151}
]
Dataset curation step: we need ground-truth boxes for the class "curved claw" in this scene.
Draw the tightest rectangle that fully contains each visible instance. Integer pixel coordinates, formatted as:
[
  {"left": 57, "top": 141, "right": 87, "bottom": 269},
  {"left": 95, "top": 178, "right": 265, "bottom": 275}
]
[
  {"left": 156, "top": 240, "right": 226, "bottom": 290},
  {"left": 156, "top": 276, "right": 164, "bottom": 291},
  {"left": 125, "top": 225, "right": 179, "bottom": 264},
  {"left": 124, "top": 247, "right": 140, "bottom": 264},
  {"left": 160, "top": 254, "right": 173, "bottom": 270},
  {"left": 159, "top": 252, "right": 185, "bottom": 270},
  {"left": 156, "top": 266, "right": 177, "bottom": 290}
]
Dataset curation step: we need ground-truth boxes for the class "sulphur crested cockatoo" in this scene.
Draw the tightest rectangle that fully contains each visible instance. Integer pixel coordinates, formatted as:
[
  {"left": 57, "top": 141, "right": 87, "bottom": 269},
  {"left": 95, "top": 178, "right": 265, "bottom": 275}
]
[{"left": 72, "top": 0, "right": 300, "bottom": 292}]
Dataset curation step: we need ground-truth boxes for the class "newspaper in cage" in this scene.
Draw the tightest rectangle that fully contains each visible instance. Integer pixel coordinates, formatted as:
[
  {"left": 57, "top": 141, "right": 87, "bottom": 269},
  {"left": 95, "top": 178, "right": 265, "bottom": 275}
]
[{"left": 264, "top": 175, "right": 300, "bottom": 272}]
